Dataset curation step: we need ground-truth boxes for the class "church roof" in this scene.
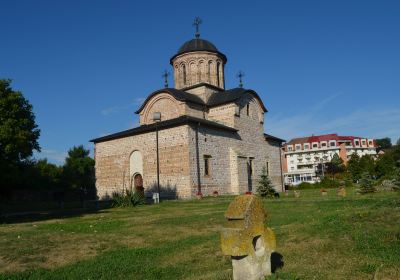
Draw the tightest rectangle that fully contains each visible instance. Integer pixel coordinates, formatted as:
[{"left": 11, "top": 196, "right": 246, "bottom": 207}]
[
  {"left": 135, "top": 87, "right": 268, "bottom": 114},
  {"left": 264, "top": 133, "right": 286, "bottom": 143},
  {"left": 207, "top": 88, "right": 268, "bottom": 112},
  {"left": 90, "top": 115, "right": 238, "bottom": 143},
  {"left": 135, "top": 88, "right": 205, "bottom": 114},
  {"left": 170, "top": 38, "right": 227, "bottom": 64}
]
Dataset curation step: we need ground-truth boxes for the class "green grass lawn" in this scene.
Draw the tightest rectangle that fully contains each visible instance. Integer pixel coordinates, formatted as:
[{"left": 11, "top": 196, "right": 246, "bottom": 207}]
[{"left": 0, "top": 189, "right": 399, "bottom": 280}]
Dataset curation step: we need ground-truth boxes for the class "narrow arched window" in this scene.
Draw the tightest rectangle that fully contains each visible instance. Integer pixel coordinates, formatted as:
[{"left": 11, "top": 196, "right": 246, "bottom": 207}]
[
  {"left": 216, "top": 62, "right": 220, "bottom": 87},
  {"left": 246, "top": 103, "right": 250, "bottom": 116},
  {"left": 207, "top": 61, "right": 212, "bottom": 82},
  {"left": 183, "top": 64, "right": 187, "bottom": 85}
]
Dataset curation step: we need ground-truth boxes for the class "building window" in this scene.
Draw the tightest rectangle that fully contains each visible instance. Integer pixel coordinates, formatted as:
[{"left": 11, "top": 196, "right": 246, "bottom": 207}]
[
  {"left": 295, "top": 144, "right": 301, "bottom": 151},
  {"left": 313, "top": 143, "right": 318, "bottom": 148},
  {"left": 368, "top": 140, "right": 373, "bottom": 146},
  {"left": 321, "top": 142, "right": 327, "bottom": 147},
  {"left": 304, "top": 144, "right": 309, "bottom": 150},
  {"left": 355, "top": 140, "right": 359, "bottom": 146},
  {"left": 330, "top": 141, "right": 336, "bottom": 147},
  {"left": 204, "top": 155, "right": 211, "bottom": 176},
  {"left": 246, "top": 103, "right": 250, "bottom": 116},
  {"left": 362, "top": 140, "right": 366, "bottom": 145},
  {"left": 207, "top": 61, "right": 211, "bottom": 82},
  {"left": 216, "top": 62, "right": 220, "bottom": 87},
  {"left": 287, "top": 146, "right": 293, "bottom": 151},
  {"left": 183, "top": 64, "right": 187, "bottom": 85},
  {"left": 266, "top": 161, "right": 269, "bottom": 175},
  {"left": 248, "top": 159, "right": 253, "bottom": 176}
]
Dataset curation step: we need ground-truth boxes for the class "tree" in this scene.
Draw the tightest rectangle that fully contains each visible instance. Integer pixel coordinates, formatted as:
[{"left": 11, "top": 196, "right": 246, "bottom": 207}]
[
  {"left": 62, "top": 145, "right": 96, "bottom": 197},
  {"left": 0, "top": 79, "right": 40, "bottom": 189},
  {"left": 326, "top": 153, "right": 345, "bottom": 179},
  {"left": 375, "top": 153, "right": 396, "bottom": 179},
  {"left": 359, "top": 155, "right": 376, "bottom": 177},
  {"left": 34, "top": 159, "right": 63, "bottom": 189},
  {"left": 256, "top": 166, "right": 276, "bottom": 198},
  {"left": 375, "top": 138, "right": 392, "bottom": 150},
  {"left": 358, "top": 172, "right": 377, "bottom": 193},
  {"left": 347, "top": 153, "right": 362, "bottom": 182}
]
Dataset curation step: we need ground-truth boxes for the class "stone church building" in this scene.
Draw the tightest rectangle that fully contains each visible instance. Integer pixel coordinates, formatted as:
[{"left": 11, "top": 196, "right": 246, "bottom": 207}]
[{"left": 91, "top": 29, "right": 285, "bottom": 199}]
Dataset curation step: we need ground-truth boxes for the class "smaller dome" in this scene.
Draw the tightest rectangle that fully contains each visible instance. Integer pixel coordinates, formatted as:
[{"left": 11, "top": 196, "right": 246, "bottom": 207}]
[{"left": 170, "top": 38, "right": 227, "bottom": 64}]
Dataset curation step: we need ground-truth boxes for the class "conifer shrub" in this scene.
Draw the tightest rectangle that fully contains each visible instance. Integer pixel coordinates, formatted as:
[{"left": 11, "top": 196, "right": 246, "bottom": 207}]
[
  {"left": 257, "top": 166, "right": 276, "bottom": 198},
  {"left": 358, "top": 172, "right": 377, "bottom": 194}
]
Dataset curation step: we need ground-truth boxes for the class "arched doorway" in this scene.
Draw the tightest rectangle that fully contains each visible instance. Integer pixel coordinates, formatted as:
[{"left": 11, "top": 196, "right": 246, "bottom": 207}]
[{"left": 133, "top": 173, "right": 144, "bottom": 194}]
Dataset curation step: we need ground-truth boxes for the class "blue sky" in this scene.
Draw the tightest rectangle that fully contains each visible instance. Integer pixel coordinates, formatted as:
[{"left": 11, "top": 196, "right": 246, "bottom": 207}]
[{"left": 1, "top": 0, "right": 399, "bottom": 164}]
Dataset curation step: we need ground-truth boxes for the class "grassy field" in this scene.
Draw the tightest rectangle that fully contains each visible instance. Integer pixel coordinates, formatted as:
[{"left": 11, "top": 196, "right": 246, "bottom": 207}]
[{"left": 0, "top": 189, "right": 399, "bottom": 280}]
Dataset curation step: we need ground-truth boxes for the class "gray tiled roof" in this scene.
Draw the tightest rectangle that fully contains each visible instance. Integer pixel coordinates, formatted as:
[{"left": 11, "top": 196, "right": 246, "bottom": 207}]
[
  {"left": 90, "top": 115, "right": 238, "bottom": 143},
  {"left": 136, "top": 87, "right": 267, "bottom": 114}
]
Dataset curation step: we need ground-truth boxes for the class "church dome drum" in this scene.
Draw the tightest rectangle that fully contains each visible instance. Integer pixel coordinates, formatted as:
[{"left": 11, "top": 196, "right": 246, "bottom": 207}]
[{"left": 170, "top": 21, "right": 227, "bottom": 90}]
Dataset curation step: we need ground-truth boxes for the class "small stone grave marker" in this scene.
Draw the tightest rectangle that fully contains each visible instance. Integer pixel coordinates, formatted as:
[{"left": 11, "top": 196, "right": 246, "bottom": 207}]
[{"left": 221, "top": 195, "right": 276, "bottom": 280}]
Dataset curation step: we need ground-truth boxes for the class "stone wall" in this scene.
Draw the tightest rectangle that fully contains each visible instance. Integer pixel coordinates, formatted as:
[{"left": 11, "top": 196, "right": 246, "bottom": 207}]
[
  {"left": 94, "top": 125, "right": 192, "bottom": 199},
  {"left": 95, "top": 95, "right": 283, "bottom": 199},
  {"left": 139, "top": 93, "right": 185, "bottom": 125},
  {"left": 172, "top": 51, "right": 225, "bottom": 90},
  {"left": 186, "top": 96, "right": 283, "bottom": 196}
]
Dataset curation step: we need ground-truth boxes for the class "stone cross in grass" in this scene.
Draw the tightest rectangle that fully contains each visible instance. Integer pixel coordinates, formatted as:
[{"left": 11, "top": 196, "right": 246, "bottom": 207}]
[{"left": 221, "top": 194, "right": 277, "bottom": 280}]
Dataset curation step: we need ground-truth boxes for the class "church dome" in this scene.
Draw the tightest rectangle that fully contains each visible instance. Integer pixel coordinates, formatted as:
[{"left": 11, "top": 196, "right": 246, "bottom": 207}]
[
  {"left": 170, "top": 38, "right": 227, "bottom": 64},
  {"left": 178, "top": 38, "right": 218, "bottom": 54}
]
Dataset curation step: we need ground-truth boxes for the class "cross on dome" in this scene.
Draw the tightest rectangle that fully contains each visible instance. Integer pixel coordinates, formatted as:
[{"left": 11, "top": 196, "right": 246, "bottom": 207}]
[
  {"left": 237, "top": 71, "right": 245, "bottom": 88},
  {"left": 193, "top": 17, "right": 202, "bottom": 38}
]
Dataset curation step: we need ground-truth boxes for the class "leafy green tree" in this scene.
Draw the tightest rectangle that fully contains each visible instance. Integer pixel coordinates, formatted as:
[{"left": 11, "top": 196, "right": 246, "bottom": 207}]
[
  {"left": 62, "top": 145, "right": 95, "bottom": 198},
  {"left": 347, "top": 153, "right": 362, "bottom": 182},
  {"left": 359, "top": 155, "right": 376, "bottom": 177},
  {"left": 375, "top": 153, "right": 396, "bottom": 179},
  {"left": 0, "top": 79, "right": 40, "bottom": 190},
  {"left": 375, "top": 138, "right": 392, "bottom": 150},
  {"left": 326, "top": 153, "right": 345, "bottom": 179},
  {"left": 256, "top": 166, "right": 276, "bottom": 198},
  {"left": 34, "top": 159, "right": 62, "bottom": 189}
]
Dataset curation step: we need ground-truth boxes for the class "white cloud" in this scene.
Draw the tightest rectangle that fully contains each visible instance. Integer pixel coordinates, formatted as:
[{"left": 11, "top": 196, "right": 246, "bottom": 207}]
[
  {"left": 35, "top": 149, "right": 67, "bottom": 165},
  {"left": 267, "top": 93, "right": 400, "bottom": 143},
  {"left": 101, "top": 97, "right": 145, "bottom": 116}
]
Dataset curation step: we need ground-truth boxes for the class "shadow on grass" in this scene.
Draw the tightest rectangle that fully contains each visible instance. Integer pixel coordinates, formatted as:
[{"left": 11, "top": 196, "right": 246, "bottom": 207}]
[{"left": 0, "top": 201, "right": 112, "bottom": 224}]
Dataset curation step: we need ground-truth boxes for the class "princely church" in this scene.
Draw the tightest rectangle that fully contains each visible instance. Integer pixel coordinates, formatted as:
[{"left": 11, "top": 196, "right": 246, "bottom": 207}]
[{"left": 91, "top": 21, "right": 285, "bottom": 199}]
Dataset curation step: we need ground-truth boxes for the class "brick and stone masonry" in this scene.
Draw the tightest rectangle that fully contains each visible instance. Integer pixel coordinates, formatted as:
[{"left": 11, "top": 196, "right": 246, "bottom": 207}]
[{"left": 91, "top": 29, "right": 285, "bottom": 199}]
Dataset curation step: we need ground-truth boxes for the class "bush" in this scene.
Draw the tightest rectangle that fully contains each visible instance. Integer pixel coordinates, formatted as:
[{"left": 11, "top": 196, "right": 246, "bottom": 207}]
[
  {"left": 111, "top": 189, "right": 145, "bottom": 207},
  {"left": 296, "top": 182, "right": 315, "bottom": 189},
  {"left": 393, "top": 169, "right": 400, "bottom": 192}
]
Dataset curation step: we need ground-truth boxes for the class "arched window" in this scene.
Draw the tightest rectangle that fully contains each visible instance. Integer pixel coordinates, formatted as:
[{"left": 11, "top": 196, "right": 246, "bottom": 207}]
[
  {"left": 207, "top": 61, "right": 212, "bottom": 83},
  {"left": 246, "top": 103, "right": 250, "bottom": 116},
  {"left": 182, "top": 64, "right": 187, "bottom": 85},
  {"left": 216, "top": 62, "right": 220, "bottom": 87}
]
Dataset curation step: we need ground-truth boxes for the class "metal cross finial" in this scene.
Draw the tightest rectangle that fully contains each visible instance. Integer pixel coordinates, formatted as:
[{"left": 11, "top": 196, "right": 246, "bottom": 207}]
[
  {"left": 162, "top": 70, "right": 170, "bottom": 88},
  {"left": 237, "top": 71, "right": 245, "bottom": 88},
  {"left": 193, "top": 17, "right": 202, "bottom": 38}
]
